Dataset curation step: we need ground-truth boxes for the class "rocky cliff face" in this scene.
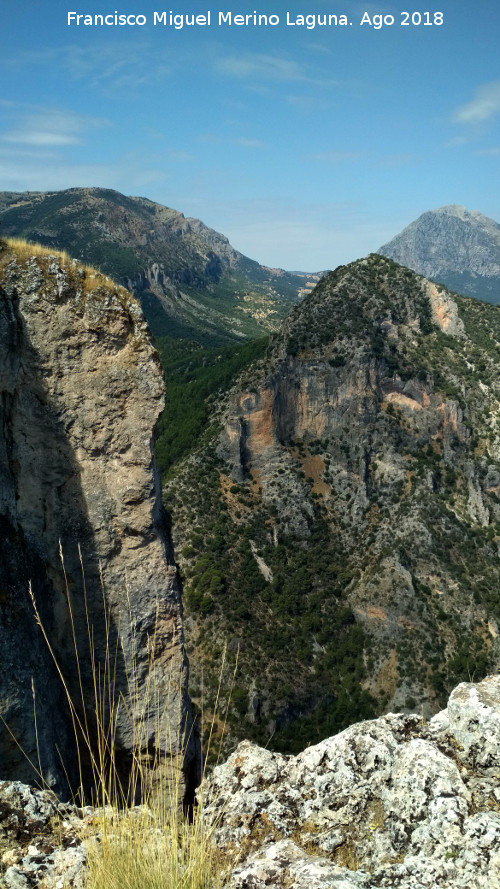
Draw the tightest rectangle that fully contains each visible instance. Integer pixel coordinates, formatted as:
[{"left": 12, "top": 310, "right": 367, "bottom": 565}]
[
  {"left": 165, "top": 254, "right": 500, "bottom": 754},
  {"left": 0, "top": 239, "right": 197, "bottom": 799},
  {"left": 378, "top": 205, "right": 500, "bottom": 305},
  {"left": 0, "top": 189, "right": 311, "bottom": 343}
]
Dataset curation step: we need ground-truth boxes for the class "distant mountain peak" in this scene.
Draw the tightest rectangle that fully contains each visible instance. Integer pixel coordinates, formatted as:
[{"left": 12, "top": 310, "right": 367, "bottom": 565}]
[
  {"left": 436, "top": 203, "right": 468, "bottom": 215},
  {"left": 378, "top": 205, "right": 500, "bottom": 305},
  {"left": 429, "top": 204, "right": 492, "bottom": 223}
]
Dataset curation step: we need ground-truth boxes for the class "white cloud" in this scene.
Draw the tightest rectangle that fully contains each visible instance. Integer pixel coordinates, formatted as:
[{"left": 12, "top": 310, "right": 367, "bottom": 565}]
[
  {"left": 166, "top": 150, "right": 197, "bottom": 162},
  {"left": 198, "top": 132, "right": 266, "bottom": 148},
  {"left": 0, "top": 155, "right": 167, "bottom": 193},
  {"left": 286, "top": 94, "right": 334, "bottom": 111},
  {"left": 215, "top": 52, "right": 336, "bottom": 87},
  {"left": 444, "top": 135, "right": 469, "bottom": 148},
  {"left": 234, "top": 137, "right": 266, "bottom": 148},
  {"left": 65, "top": 42, "right": 172, "bottom": 91},
  {"left": 0, "top": 146, "right": 61, "bottom": 161},
  {"left": 309, "top": 150, "right": 363, "bottom": 162},
  {"left": 2, "top": 130, "right": 80, "bottom": 147},
  {"left": 216, "top": 53, "right": 303, "bottom": 80},
  {"left": 476, "top": 146, "right": 500, "bottom": 156},
  {"left": 453, "top": 81, "right": 500, "bottom": 124},
  {"left": 0, "top": 107, "right": 110, "bottom": 147},
  {"left": 7, "top": 43, "right": 172, "bottom": 93},
  {"left": 304, "top": 42, "right": 333, "bottom": 55}
]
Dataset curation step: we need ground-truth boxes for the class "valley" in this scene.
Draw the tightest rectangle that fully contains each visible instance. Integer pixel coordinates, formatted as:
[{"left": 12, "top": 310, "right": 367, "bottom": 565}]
[{"left": 0, "top": 188, "right": 317, "bottom": 344}]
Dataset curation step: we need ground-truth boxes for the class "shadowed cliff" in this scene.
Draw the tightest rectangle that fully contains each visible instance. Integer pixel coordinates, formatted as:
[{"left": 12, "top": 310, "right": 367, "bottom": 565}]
[{"left": 0, "top": 239, "right": 198, "bottom": 800}]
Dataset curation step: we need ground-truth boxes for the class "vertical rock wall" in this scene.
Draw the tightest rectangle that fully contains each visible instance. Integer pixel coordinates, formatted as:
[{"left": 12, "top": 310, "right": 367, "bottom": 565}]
[{"left": 0, "top": 242, "right": 197, "bottom": 801}]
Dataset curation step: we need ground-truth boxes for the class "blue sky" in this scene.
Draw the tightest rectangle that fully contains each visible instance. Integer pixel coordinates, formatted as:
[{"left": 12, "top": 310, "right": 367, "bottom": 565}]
[{"left": 2, "top": 0, "right": 500, "bottom": 269}]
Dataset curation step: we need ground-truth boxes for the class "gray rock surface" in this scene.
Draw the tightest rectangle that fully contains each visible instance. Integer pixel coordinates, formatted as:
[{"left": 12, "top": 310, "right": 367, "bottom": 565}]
[
  {"left": 0, "top": 781, "right": 86, "bottom": 888},
  {"left": 0, "top": 241, "right": 197, "bottom": 800},
  {"left": 378, "top": 204, "right": 500, "bottom": 304},
  {"left": 1, "top": 677, "right": 499, "bottom": 888},
  {"left": 444, "top": 674, "right": 500, "bottom": 770},
  {"left": 204, "top": 675, "right": 500, "bottom": 889}
]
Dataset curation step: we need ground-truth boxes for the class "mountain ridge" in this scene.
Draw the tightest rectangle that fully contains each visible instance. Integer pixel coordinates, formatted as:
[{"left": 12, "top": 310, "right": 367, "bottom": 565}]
[
  {"left": 0, "top": 187, "right": 318, "bottom": 343},
  {"left": 164, "top": 253, "right": 500, "bottom": 753}
]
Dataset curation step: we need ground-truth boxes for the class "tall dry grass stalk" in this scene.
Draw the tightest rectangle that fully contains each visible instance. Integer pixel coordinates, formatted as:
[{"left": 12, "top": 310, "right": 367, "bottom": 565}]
[
  {"left": 27, "top": 543, "right": 234, "bottom": 889},
  {"left": 0, "top": 234, "right": 234, "bottom": 885}
]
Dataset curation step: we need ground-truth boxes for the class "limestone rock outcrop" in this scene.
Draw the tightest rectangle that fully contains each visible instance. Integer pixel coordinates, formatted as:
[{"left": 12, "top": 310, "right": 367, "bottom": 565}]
[
  {"left": 0, "top": 781, "right": 86, "bottom": 888},
  {"left": 0, "top": 240, "right": 197, "bottom": 799},
  {"left": 2, "top": 677, "right": 498, "bottom": 888},
  {"left": 204, "top": 675, "right": 500, "bottom": 889},
  {"left": 169, "top": 254, "right": 500, "bottom": 752}
]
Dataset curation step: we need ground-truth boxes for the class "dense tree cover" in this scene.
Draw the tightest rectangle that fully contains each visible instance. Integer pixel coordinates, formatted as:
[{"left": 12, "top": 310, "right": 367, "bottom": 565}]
[
  {"left": 154, "top": 336, "right": 268, "bottom": 478},
  {"left": 165, "top": 454, "right": 377, "bottom": 755}
]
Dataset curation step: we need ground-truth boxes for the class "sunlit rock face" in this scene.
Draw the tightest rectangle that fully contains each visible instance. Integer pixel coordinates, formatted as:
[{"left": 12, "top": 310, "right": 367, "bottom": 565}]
[{"left": 378, "top": 204, "right": 500, "bottom": 305}]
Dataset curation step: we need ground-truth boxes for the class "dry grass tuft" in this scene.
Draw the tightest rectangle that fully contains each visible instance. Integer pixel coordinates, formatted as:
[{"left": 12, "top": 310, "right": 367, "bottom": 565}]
[
  {"left": 26, "top": 544, "right": 234, "bottom": 889},
  {"left": 0, "top": 236, "right": 135, "bottom": 305},
  {"left": 2, "top": 236, "right": 72, "bottom": 263},
  {"left": 85, "top": 803, "right": 229, "bottom": 889}
]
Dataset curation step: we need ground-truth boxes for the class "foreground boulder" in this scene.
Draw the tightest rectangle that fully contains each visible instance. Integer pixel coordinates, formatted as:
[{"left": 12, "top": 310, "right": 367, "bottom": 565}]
[
  {"left": 0, "top": 241, "right": 197, "bottom": 800},
  {"left": 204, "top": 675, "right": 500, "bottom": 888}
]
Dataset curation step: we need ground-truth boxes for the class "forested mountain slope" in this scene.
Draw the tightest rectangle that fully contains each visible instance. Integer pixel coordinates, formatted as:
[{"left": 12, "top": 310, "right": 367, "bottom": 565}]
[
  {"left": 0, "top": 188, "right": 315, "bottom": 343},
  {"left": 165, "top": 254, "right": 500, "bottom": 753}
]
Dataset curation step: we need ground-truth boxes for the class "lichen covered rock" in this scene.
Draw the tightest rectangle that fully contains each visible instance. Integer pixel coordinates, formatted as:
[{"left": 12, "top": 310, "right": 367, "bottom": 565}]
[
  {"left": 204, "top": 675, "right": 500, "bottom": 889},
  {"left": 2, "top": 677, "right": 499, "bottom": 888},
  {"left": 0, "top": 780, "right": 86, "bottom": 888}
]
